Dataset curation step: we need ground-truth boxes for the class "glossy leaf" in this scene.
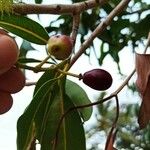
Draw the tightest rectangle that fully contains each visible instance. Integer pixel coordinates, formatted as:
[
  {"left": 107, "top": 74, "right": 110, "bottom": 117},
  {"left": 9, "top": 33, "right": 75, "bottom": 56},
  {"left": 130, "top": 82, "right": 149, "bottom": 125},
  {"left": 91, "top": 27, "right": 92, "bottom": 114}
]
[
  {"left": 0, "top": 14, "right": 49, "bottom": 44},
  {"left": 17, "top": 78, "right": 58, "bottom": 150},
  {"left": 66, "top": 79, "right": 92, "bottom": 121}
]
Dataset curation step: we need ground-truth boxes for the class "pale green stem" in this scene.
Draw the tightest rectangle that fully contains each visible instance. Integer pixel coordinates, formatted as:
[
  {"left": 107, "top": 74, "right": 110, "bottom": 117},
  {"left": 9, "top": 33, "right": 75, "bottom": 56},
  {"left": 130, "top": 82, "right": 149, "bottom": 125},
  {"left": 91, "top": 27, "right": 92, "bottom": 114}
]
[{"left": 35, "top": 55, "right": 52, "bottom": 69}]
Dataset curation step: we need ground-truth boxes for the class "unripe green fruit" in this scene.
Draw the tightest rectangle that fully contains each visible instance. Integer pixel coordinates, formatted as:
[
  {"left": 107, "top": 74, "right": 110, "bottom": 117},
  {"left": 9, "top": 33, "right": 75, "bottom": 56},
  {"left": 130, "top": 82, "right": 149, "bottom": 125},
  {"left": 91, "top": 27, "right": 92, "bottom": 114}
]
[
  {"left": 82, "top": 69, "right": 113, "bottom": 91},
  {"left": 47, "top": 35, "right": 73, "bottom": 60},
  {"left": 0, "top": 66, "right": 25, "bottom": 93},
  {"left": 0, "top": 91, "right": 13, "bottom": 114},
  {"left": 0, "top": 34, "right": 19, "bottom": 75}
]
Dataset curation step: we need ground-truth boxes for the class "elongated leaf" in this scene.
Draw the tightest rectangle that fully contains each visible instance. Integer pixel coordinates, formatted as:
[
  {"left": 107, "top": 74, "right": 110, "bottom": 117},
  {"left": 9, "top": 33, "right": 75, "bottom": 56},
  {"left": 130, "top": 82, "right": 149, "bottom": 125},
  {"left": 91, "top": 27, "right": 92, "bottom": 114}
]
[
  {"left": 17, "top": 78, "right": 58, "bottom": 150},
  {"left": 0, "top": 14, "right": 49, "bottom": 44},
  {"left": 18, "top": 58, "right": 42, "bottom": 64},
  {"left": 35, "top": 81, "right": 86, "bottom": 150},
  {"left": 17, "top": 68, "right": 86, "bottom": 150},
  {"left": 66, "top": 79, "right": 92, "bottom": 121}
]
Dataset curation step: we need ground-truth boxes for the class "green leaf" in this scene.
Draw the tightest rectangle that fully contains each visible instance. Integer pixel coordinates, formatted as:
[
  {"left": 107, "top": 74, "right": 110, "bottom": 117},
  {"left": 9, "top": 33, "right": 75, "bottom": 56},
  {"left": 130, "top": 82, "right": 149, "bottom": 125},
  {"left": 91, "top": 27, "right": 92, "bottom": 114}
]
[
  {"left": 35, "top": 80, "right": 86, "bottom": 150},
  {"left": 17, "top": 78, "right": 58, "bottom": 150},
  {"left": 66, "top": 79, "right": 92, "bottom": 121},
  {"left": 35, "top": 0, "right": 43, "bottom": 4},
  {"left": 0, "top": 14, "right": 49, "bottom": 44},
  {"left": 132, "top": 14, "right": 150, "bottom": 39},
  {"left": 111, "top": 19, "right": 129, "bottom": 33},
  {"left": 33, "top": 69, "right": 57, "bottom": 95},
  {"left": 17, "top": 68, "right": 86, "bottom": 150}
]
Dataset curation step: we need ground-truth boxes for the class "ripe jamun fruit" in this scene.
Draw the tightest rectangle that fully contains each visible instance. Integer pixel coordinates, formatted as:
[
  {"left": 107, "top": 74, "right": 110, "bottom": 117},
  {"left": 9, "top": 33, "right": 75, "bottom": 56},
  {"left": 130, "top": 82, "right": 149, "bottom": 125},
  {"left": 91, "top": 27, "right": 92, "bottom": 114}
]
[
  {"left": 0, "top": 34, "right": 19, "bottom": 75},
  {"left": 82, "top": 69, "right": 113, "bottom": 91},
  {"left": 0, "top": 66, "right": 25, "bottom": 93},
  {"left": 0, "top": 91, "right": 13, "bottom": 114},
  {"left": 47, "top": 35, "right": 73, "bottom": 60}
]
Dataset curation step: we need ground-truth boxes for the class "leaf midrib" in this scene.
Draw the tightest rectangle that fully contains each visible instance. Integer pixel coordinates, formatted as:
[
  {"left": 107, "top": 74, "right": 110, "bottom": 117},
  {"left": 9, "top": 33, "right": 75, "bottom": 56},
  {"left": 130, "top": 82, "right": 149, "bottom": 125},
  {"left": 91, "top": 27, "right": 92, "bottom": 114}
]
[{"left": 0, "top": 21, "right": 47, "bottom": 44}]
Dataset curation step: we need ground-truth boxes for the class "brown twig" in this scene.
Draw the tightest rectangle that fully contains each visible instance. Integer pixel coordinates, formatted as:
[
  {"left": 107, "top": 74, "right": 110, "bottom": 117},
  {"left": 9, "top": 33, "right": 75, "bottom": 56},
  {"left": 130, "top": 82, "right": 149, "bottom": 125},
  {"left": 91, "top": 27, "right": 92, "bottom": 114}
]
[
  {"left": 104, "top": 95, "right": 119, "bottom": 150},
  {"left": 25, "top": 82, "right": 36, "bottom": 86},
  {"left": 69, "top": 0, "right": 131, "bottom": 69},
  {"left": 70, "top": 14, "right": 80, "bottom": 46},
  {"left": 13, "top": 0, "right": 107, "bottom": 15},
  {"left": 113, "top": 69, "right": 136, "bottom": 95}
]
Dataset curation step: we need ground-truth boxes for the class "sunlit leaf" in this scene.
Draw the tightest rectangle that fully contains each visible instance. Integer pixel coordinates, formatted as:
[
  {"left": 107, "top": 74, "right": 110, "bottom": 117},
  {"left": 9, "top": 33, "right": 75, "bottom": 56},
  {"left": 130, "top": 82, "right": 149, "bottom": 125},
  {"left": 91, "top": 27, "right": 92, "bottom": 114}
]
[{"left": 0, "top": 14, "right": 49, "bottom": 44}]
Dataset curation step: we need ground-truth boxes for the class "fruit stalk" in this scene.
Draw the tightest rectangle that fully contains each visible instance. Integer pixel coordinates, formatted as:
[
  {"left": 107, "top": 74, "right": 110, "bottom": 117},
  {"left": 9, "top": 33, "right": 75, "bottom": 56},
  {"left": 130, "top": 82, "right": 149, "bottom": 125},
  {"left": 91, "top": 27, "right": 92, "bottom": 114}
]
[{"left": 57, "top": 69, "right": 82, "bottom": 79}]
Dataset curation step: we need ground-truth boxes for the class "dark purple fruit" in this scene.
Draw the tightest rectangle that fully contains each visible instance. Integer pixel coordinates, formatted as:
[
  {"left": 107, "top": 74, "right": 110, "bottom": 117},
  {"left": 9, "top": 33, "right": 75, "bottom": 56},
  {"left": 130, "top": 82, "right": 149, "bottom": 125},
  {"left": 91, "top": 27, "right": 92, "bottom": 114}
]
[{"left": 82, "top": 69, "right": 112, "bottom": 91}]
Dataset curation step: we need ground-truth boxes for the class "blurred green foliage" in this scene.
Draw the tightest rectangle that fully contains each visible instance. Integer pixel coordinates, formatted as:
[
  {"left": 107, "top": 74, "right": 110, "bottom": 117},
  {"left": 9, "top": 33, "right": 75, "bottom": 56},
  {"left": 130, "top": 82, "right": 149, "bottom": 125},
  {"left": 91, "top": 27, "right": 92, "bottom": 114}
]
[{"left": 85, "top": 92, "right": 150, "bottom": 149}]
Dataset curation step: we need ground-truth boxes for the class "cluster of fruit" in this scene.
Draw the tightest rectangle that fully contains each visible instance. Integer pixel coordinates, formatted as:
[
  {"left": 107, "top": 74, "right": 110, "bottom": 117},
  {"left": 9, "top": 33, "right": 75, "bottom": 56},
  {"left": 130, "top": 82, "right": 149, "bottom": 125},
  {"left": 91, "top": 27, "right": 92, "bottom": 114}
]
[
  {"left": 0, "top": 29, "right": 25, "bottom": 114},
  {"left": 47, "top": 35, "right": 113, "bottom": 91},
  {"left": 0, "top": 33, "right": 113, "bottom": 114}
]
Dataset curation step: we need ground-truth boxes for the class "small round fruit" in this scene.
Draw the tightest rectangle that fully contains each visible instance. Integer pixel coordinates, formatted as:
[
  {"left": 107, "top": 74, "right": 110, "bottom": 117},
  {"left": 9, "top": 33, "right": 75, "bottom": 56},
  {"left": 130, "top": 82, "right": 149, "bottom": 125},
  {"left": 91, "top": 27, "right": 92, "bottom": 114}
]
[
  {"left": 0, "top": 91, "right": 13, "bottom": 114},
  {"left": 0, "top": 66, "right": 25, "bottom": 93},
  {"left": 47, "top": 35, "right": 73, "bottom": 60},
  {"left": 82, "top": 69, "right": 113, "bottom": 91},
  {"left": 0, "top": 35, "right": 19, "bottom": 75}
]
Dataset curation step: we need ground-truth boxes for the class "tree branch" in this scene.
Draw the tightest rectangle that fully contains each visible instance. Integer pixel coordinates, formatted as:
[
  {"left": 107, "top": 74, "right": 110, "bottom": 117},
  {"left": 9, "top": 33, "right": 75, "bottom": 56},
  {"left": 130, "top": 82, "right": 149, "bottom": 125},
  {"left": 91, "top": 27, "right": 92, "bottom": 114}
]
[
  {"left": 70, "top": 14, "right": 80, "bottom": 45},
  {"left": 13, "top": 0, "right": 107, "bottom": 15},
  {"left": 69, "top": 0, "right": 131, "bottom": 68}
]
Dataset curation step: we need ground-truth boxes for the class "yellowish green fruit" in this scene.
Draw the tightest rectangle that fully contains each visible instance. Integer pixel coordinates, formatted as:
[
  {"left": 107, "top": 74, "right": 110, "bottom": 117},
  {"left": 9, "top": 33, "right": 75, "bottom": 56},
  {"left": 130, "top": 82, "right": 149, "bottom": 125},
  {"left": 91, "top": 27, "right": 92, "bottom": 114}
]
[{"left": 47, "top": 35, "right": 73, "bottom": 60}]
